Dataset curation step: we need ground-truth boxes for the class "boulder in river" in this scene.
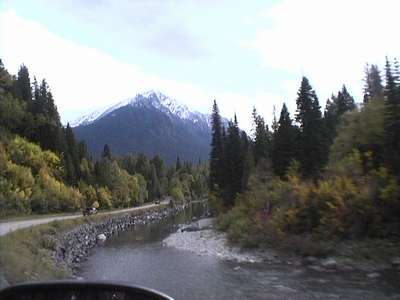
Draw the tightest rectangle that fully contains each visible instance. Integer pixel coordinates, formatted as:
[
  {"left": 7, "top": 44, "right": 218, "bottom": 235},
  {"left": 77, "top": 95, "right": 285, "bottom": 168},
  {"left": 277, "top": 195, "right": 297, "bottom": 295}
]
[
  {"left": 321, "top": 258, "right": 337, "bottom": 269},
  {"left": 0, "top": 273, "right": 9, "bottom": 289},
  {"left": 367, "top": 272, "right": 381, "bottom": 279},
  {"left": 391, "top": 257, "right": 400, "bottom": 268},
  {"left": 97, "top": 233, "right": 107, "bottom": 242}
]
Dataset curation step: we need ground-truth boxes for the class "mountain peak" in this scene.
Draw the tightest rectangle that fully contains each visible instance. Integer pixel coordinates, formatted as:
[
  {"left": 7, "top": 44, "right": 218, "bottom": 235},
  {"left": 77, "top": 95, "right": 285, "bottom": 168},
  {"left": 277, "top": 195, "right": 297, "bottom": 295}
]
[
  {"left": 71, "top": 90, "right": 200, "bottom": 127},
  {"left": 72, "top": 90, "right": 213, "bottom": 164}
]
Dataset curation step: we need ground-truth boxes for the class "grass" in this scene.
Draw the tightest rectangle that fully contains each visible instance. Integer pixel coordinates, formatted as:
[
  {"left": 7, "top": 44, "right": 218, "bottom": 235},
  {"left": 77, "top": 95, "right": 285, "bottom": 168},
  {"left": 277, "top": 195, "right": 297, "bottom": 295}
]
[
  {"left": 0, "top": 203, "right": 168, "bottom": 285},
  {"left": 0, "top": 218, "right": 83, "bottom": 284}
]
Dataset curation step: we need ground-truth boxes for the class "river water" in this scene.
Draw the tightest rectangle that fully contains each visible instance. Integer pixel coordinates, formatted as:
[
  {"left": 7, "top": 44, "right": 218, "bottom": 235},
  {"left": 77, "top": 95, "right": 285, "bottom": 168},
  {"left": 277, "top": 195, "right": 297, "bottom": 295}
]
[{"left": 79, "top": 204, "right": 400, "bottom": 300}]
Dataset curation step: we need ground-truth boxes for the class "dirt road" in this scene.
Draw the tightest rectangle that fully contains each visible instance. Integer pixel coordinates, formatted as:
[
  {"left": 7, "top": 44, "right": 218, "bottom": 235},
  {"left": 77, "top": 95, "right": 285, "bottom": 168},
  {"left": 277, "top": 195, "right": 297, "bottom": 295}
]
[{"left": 0, "top": 201, "right": 166, "bottom": 236}]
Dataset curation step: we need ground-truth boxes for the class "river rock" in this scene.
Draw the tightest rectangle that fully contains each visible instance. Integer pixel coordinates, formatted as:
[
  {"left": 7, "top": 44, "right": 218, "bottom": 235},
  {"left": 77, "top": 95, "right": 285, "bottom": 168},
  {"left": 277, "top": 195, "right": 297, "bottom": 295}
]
[
  {"left": 321, "top": 258, "right": 337, "bottom": 269},
  {"left": 97, "top": 233, "right": 107, "bottom": 241},
  {"left": 179, "top": 225, "right": 199, "bottom": 232},
  {"left": 308, "top": 265, "right": 325, "bottom": 272},
  {"left": 0, "top": 273, "right": 9, "bottom": 289},
  {"left": 367, "top": 272, "right": 381, "bottom": 279},
  {"left": 304, "top": 256, "right": 318, "bottom": 265},
  {"left": 391, "top": 257, "right": 400, "bottom": 267}
]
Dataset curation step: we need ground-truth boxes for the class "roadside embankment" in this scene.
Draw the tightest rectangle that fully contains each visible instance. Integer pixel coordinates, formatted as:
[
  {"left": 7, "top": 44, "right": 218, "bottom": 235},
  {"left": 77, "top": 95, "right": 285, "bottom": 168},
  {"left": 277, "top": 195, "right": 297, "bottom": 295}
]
[{"left": 0, "top": 203, "right": 187, "bottom": 287}]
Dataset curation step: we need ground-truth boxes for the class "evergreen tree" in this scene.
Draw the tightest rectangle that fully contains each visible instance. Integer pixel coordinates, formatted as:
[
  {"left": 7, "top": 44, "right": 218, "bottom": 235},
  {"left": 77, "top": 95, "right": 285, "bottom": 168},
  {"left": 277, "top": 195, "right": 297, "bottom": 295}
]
[
  {"left": 383, "top": 58, "right": 400, "bottom": 175},
  {"left": 336, "top": 85, "right": 356, "bottom": 115},
  {"left": 252, "top": 107, "right": 271, "bottom": 164},
  {"left": 78, "top": 141, "right": 88, "bottom": 161},
  {"left": 295, "top": 77, "right": 327, "bottom": 177},
  {"left": 0, "top": 59, "right": 13, "bottom": 97},
  {"left": 65, "top": 123, "right": 81, "bottom": 184},
  {"left": 222, "top": 116, "right": 243, "bottom": 206},
  {"left": 102, "top": 144, "right": 112, "bottom": 160},
  {"left": 363, "top": 64, "right": 384, "bottom": 103},
  {"left": 325, "top": 85, "right": 356, "bottom": 144},
  {"left": 15, "top": 64, "right": 32, "bottom": 102},
  {"left": 240, "top": 130, "right": 253, "bottom": 190},
  {"left": 272, "top": 103, "right": 298, "bottom": 177},
  {"left": 175, "top": 156, "right": 182, "bottom": 171},
  {"left": 152, "top": 155, "right": 166, "bottom": 195},
  {"left": 209, "top": 100, "right": 225, "bottom": 191},
  {"left": 149, "top": 164, "right": 161, "bottom": 200},
  {"left": 135, "top": 153, "right": 150, "bottom": 179}
]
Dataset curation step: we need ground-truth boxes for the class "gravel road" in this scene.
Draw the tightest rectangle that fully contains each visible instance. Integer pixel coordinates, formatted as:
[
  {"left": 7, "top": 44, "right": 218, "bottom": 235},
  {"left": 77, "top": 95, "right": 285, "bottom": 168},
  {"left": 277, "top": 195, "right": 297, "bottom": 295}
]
[{"left": 0, "top": 201, "right": 166, "bottom": 236}]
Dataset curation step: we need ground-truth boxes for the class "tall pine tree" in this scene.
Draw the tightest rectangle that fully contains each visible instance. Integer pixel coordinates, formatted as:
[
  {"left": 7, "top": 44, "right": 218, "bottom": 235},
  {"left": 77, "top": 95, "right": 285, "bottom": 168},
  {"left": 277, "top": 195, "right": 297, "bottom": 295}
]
[
  {"left": 295, "top": 77, "right": 327, "bottom": 177},
  {"left": 383, "top": 58, "right": 400, "bottom": 175},
  {"left": 222, "top": 115, "right": 243, "bottom": 206},
  {"left": 102, "top": 144, "right": 112, "bottom": 160},
  {"left": 363, "top": 64, "right": 384, "bottom": 103},
  {"left": 14, "top": 64, "right": 32, "bottom": 103},
  {"left": 209, "top": 100, "right": 225, "bottom": 191},
  {"left": 252, "top": 107, "right": 271, "bottom": 165},
  {"left": 272, "top": 103, "right": 299, "bottom": 177},
  {"left": 324, "top": 85, "right": 356, "bottom": 144}
]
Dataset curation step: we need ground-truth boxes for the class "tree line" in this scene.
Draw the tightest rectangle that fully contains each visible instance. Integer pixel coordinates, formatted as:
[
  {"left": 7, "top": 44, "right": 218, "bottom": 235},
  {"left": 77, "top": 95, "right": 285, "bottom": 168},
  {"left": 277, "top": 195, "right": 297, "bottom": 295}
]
[
  {"left": 210, "top": 58, "right": 400, "bottom": 243},
  {"left": 0, "top": 60, "right": 208, "bottom": 217}
]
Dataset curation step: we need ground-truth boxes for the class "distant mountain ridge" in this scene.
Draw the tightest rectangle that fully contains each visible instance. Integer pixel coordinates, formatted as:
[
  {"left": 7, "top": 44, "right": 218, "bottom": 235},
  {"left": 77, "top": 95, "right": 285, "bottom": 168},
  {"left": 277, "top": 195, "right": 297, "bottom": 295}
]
[{"left": 72, "top": 91, "right": 214, "bottom": 164}]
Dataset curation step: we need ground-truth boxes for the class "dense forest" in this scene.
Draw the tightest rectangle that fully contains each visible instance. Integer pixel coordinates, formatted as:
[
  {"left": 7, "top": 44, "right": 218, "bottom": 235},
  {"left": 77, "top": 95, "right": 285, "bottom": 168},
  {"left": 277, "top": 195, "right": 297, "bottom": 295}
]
[
  {"left": 0, "top": 60, "right": 208, "bottom": 217},
  {"left": 210, "top": 58, "right": 400, "bottom": 247}
]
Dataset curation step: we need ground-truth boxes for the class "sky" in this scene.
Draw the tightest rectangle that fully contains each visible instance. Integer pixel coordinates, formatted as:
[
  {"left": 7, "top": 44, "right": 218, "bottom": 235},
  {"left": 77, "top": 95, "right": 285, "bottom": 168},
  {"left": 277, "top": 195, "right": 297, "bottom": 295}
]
[{"left": 0, "top": 0, "right": 399, "bottom": 132}]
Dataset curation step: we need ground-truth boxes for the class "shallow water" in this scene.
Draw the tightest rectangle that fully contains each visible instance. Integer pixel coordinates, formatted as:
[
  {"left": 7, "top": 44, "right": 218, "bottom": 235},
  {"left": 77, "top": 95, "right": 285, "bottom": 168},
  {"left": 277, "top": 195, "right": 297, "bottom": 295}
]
[{"left": 79, "top": 205, "right": 400, "bottom": 300}]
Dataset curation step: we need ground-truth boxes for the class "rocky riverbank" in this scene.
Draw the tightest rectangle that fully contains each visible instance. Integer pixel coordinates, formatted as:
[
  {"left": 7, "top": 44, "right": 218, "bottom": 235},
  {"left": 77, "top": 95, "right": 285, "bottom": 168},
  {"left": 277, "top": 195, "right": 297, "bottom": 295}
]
[
  {"left": 55, "top": 204, "right": 188, "bottom": 275},
  {"left": 163, "top": 218, "right": 400, "bottom": 280}
]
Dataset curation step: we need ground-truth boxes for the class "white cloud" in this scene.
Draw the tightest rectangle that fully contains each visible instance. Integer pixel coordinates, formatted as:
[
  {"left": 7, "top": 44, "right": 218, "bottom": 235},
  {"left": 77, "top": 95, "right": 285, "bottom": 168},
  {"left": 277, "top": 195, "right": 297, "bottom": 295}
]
[
  {"left": 243, "top": 0, "right": 400, "bottom": 103},
  {"left": 0, "top": 11, "right": 213, "bottom": 123},
  {"left": 0, "top": 10, "right": 285, "bottom": 133}
]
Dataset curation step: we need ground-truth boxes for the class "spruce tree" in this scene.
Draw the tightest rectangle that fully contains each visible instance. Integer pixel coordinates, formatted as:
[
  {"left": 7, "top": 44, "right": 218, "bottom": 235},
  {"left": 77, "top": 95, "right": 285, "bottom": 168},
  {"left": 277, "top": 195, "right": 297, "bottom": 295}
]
[
  {"left": 272, "top": 103, "right": 298, "bottom": 177},
  {"left": 383, "top": 58, "right": 400, "bottom": 175},
  {"left": 149, "top": 164, "right": 161, "bottom": 200},
  {"left": 15, "top": 64, "right": 32, "bottom": 102},
  {"left": 295, "top": 77, "right": 327, "bottom": 177},
  {"left": 222, "top": 115, "right": 243, "bottom": 206},
  {"left": 336, "top": 85, "right": 356, "bottom": 115},
  {"left": 65, "top": 123, "right": 80, "bottom": 183},
  {"left": 363, "top": 64, "right": 384, "bottom": 103},
  {"left": 240, "top": 130, "right": 253, "bottom": 190},
  {"left": 176, "top": 156, "right": 182, "bottom": 171},
  {"left": 102, "top": 144, "right": 112, "bottom": 160},
  {"left": 209, "top": 100, "right": 224, "bottom": 191},
  {"left": 325, "top": 85, "right": 356, "bottom": 144},
  {"left": 252, "top": 107, "right": 271, "bottom": 164}
]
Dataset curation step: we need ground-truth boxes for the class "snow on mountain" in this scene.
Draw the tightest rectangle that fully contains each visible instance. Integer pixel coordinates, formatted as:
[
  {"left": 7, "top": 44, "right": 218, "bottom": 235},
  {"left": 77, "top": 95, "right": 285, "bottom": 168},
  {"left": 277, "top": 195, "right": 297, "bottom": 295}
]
[{"left": 71, "top": 90, "right": 211, "bottom": 128}]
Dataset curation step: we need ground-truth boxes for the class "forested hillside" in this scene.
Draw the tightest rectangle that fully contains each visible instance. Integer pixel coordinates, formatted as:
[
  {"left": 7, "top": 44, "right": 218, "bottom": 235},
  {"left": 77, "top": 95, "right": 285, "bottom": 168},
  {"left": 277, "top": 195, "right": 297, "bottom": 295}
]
[
  {"left": 210, "top": 59, "right": 400, "bottom": 247},
  {"left": 0, "top": 60, "right": 208, "bottom": 217}
]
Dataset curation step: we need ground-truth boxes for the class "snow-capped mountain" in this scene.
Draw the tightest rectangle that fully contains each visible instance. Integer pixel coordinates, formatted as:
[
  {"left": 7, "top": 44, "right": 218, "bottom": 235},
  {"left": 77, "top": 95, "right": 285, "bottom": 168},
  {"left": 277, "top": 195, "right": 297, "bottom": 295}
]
[
  {"left": 71, "top": 90, "right": 211, "bottom": 129},
  {"left": 72, "top": 90, "right": 213, "bottom": 164}
]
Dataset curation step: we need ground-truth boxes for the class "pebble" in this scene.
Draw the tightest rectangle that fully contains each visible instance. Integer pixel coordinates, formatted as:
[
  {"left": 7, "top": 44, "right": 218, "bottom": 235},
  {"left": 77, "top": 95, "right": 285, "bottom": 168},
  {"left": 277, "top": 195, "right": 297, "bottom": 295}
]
[
  {"left": 321, "top": 258, "right": 337, "bottom": 269},
  {"left": 391, "top": 257, "right": 400, "bottom": 267},
  {"left": 308, "top": 265, "right": 325, "bottom": 272},
  {"left": 97, "top": 233, "right": 107, "bottom": 242},
  {"left": 367, "top": 272, "right": 381, "bottom": 279}
]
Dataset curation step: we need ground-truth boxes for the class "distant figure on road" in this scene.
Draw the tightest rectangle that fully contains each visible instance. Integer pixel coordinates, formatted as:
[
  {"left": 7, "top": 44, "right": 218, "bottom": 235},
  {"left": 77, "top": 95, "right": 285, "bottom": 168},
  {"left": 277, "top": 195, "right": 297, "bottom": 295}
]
[{"left": 83, "top": 207, "right": 97, "bottom": 216}]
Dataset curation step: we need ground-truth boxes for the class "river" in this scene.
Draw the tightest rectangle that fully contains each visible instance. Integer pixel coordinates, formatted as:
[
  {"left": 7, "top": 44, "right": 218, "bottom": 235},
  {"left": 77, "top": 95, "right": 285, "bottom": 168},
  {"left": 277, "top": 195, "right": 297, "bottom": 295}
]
[{"left": 79, "top": 204, "right": 400, "bottom": 300}]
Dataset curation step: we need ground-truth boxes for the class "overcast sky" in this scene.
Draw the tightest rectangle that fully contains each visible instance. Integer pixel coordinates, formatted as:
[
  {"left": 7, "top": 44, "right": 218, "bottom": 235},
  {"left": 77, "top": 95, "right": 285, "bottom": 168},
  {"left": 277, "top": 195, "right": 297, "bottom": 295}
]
[{"left": 1, "top": 0, "right": 399, "bottom": 132}]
